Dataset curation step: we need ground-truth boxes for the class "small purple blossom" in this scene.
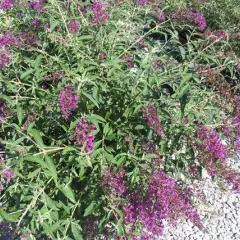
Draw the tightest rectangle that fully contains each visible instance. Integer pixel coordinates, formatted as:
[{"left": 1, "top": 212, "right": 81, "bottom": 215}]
[
  {"left": 59, "top": 84, "right": 79, "bottom": 120},
  {"left": 120, "top": 55, "right": 134, "bottom": 68},
  {"left": 142, "top": 104, "right": 165, "bottom": 138},
  {"left": 0, "top": 221, "right": 14, "bottom": 239},
  {"left": 45, "top": 23, "right": 50, "bottom": 29},
  {"left": 32, "top": 19, "right": 42, "bottom": 27},
  {"left": 91, "top": 1, "right": 109, "bottom": 25},
  {"left": 68, "top": 20, "right": 80, "bottom": 33},
  {"left": 138, "top": 0, "right": 149, "bottom": 6},
  {"left": 197, "top": 125, "right": 227, "bottom": 162},
  {"left": 44, "top": 71, "right": 64, "bottom": 82},
  {"left": 70, "top": 117, "right": 96, "bottom": 153},
  {"left": 0, "top": 0, "right": 15, "bottom": 10},
  {"left": 1, "top": 169, "right": 15, "bottom": 183},
  {"left": 206, "top": 31, "right": 227, "bottom": 42},
  {"left": 0, "top": 32, "right": 20, "bottom": 49},
  {"left": 28, "top": 1, "right": 45, "bottom": 13},
  {"left": 171, "top": 9, "right": 207, "bottom": 30},
  {"left": 0, "top": 49, "right": 11, "bottom": 68},
  {"left": 102, "top": 168, "right": 127, "bottom": 196}
]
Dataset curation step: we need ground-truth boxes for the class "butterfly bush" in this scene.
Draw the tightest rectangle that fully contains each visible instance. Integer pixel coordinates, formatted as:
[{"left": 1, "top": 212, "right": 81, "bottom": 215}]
[
  {"left": 1, "top": 0, "right": 240, "bottom": 239},
  {"left": 59, "top": 84, "right": 79, "bottom": 120}
]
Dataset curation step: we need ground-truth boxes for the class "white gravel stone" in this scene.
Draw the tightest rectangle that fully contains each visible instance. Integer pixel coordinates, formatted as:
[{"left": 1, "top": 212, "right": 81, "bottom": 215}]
[{"left": 159, "top": 156, "right": 240, "bottom": 240}]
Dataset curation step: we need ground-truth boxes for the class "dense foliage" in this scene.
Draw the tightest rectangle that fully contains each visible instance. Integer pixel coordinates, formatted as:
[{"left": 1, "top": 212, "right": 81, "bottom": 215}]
[{"left": 0, "top": 0, "right": 240, "bottom": 239}]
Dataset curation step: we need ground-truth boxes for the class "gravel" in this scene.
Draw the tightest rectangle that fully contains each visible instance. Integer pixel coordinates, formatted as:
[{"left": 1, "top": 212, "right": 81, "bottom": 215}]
[{"left": 159, "top": 154, "right": 240, "bottom": 240}]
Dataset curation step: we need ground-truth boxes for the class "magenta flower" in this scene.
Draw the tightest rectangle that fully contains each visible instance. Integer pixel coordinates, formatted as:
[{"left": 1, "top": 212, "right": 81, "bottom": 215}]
[
  {"left": 138, "top": 0, "right": 149, "bottom": 6},
  {"left": 59, "top": 84, "right": 79, "bottom": 120},
  {"left": 91, "top": 1, "right": 109, "bottom": 24},
  {"left": 0, "top": 32, "right": 20, "bottom": 49},
  {"left": 32, "top": 19, "right": 42, "bottom": 27},
  {"left": 68, "top": 20, "right": 80, "bottom": 33},
  {"left": 142, "top": 104, "right": 165, "bottom": 138},
  {"left": 171, "top": 9, "right": 207, "bottom": 30},
  {"left": 102, "top": 168, "right": 127, "bottom": 196},
  {"left": 197, "top": 125, "right": 227, "bottom": 162},
  {"left": 0, "top": 0, "right": 15, "bottom": 10},
  {"left": 70, "top": 117, "right": 96, "bottom": 153},
  {"left": 28, "top": 1, "right": 45, "bottom": 13},
  {"left": 123, "top": 171, "right": 203, "bottom": 238},
  {"left": 0, "top": 49, "right": 11, "bottom": 68},
  {"left": 1, "top": 169, "right": 15, "bottom": 183},
  {"left": 206, "top": 31, "right": 227, "bottom": 42},
  {"left": 120, "top": 55, "right": 134, "bottom": 68}
]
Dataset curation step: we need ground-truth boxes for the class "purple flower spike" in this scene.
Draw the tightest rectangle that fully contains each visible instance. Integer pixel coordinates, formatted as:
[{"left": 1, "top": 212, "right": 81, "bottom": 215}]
[
  {"left": 59, "top": 84, "right": 79, "bottom": 120},
  {"left": 197, "top": 125, "right": 227, "bottom": 162},
  {"left": 70, "top": 117, "right": 96, "bottom": 153},
  {"left": 91, "top": 1, "right": 109, "bottom": 25},
  {"left": 68, "top": 20, "right": 80, "bottom": 33},
  {"left": 0, "top": 0, "right": 15, "bottom": 10},
  {"left": 142, "top": 104, "right": 165, "bottom": 138}
]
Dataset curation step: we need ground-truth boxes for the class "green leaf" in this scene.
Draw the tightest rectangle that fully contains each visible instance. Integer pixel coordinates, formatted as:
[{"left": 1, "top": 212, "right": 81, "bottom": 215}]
[
  {"left": 45, "top": 156, "right": 58, "bottom": 182},
  {"left": 82, "top": 92, "right": 99, "bottom": 108},
  {"left": 17, "top": 104, "right": 23, "bottom": 125},
  {"left": 0, "top": 209, "right": 21, "bottom": 222},
  {"left": 84, "top": 202, "right": 96, "bottom": 217},
  {"left": 24, "top": 155, "right": 48, "bottom": 168},
  {"left": 43, "top": 192, "right": 58, "bottom": 210},
  {"left": 61, "top": 185, "right": 76, "bottom": 203},
  {"left": 20, "top": 68, "right": 35, "bottom": 79},
  {"left": 28, "top": 168, "right": 41, "bottom": 178},
  {"left": 29, "top": 129, "right": 45, "bottom": 149},
  {"left": 71, "top": 224, "right": 83, "bottom": 240},
  {"left": 34, "top": 54, "right": 43, "bottom": 69}
]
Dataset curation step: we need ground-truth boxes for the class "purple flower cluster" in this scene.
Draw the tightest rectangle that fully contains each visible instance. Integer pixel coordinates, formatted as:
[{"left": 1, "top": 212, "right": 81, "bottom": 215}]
[
  {"left": 70, "top": 117, "right": 96, "bottom": 153},
  {"left": 197, "top": 125, "right": 227, "bottom": 162},
  {"left": 0, "top": 0, "right": 15, "bottom": 10},
  {"left": 138, "top": 0, "right": 149, "bottom": 6},
  {"left": 0, "top": 49, "right": 11, "bottom": 68},
  {"left": 32, "top": 19, "right": 42, "bottom": 27},
  {"left": 0, "top": 221, "right": 14, "bottom": 240},
  {"left": 171, "top": 9, "right": 207, "bottom": 30},
  {"left": 0, "top": 169, "right": 16, "bottom": 191},
  {"left": 44, "top": 71, "right": 64, "bottom": 82},
  {"left": 123, "top": 171, "right": 203, "bottom": 238},
  {"left": 91, "top": 1, "right": 109, "bottom": 25},
  {"left": 28, "top": 0, "right": 45, "bottom": 13},
  {"left": 0, "top": 32, "right": 20, "bottom": 49},
  {"left": 120, "top": 55, "right": 134, "bottom": 68},
  {"left": 142, "top": 140, "right": 165, "bottom": 169},
  {"left": 59, "top": 84, "right": 79, "bottom": 120},
  {"left": 68, "top": 20, "right": 80, "bottom": 33},
  {"left": 206, "top": 31, "right": 227, "bottom": 42},
  {"left": 142, "top": 104, "right": 165, "bottom": 138},
  {"left": 102, "top": 168, "right": 127, "bottom": 196},
  {"left": 222, "top": 168, "right": 240, "bottom": 193}
]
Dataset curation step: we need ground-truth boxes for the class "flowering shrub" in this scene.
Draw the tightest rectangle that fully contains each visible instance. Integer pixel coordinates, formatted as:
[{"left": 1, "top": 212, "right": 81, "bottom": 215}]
[{"left": 0, "top": 0, "right": 240, "bottom": 239}]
